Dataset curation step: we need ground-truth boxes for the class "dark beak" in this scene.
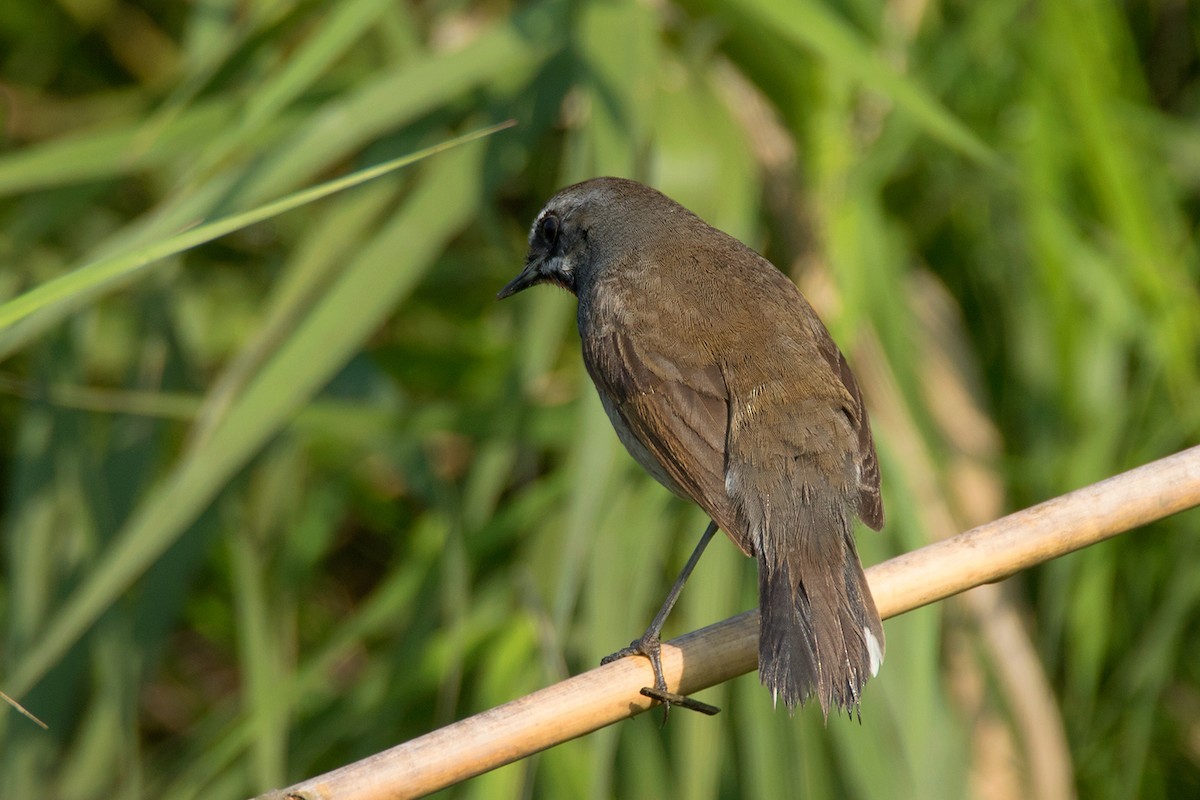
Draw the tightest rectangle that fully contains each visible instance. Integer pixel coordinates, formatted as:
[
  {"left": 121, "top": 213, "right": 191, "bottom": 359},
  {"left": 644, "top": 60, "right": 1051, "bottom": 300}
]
[{"left": 496, "top": 261, "right": 542, "bottom": 300}]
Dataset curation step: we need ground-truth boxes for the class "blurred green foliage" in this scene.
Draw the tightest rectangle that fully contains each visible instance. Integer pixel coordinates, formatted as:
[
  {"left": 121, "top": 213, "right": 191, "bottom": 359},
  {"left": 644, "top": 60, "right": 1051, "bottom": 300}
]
[{"left": 1, "top": 1, "right": 1198, "bottom": 798}]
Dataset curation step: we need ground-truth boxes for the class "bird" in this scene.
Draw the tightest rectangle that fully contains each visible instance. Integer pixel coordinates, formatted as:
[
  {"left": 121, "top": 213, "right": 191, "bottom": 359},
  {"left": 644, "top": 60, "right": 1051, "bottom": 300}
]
[{"left": 498, "top": 177, "right": 884, "bottom": 718}]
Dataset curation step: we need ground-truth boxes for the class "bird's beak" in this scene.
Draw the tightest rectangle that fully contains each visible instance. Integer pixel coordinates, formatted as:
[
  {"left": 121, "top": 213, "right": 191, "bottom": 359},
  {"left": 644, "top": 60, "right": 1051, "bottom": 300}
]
[{"left": 496, "top": 260, "right": 542, "bottom": 300}]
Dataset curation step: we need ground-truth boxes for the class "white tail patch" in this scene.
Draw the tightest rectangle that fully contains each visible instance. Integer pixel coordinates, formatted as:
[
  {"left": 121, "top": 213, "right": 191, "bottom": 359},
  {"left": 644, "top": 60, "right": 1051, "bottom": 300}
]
[{"left": 864, "top": 627, "right": 884, "bottom": 677}]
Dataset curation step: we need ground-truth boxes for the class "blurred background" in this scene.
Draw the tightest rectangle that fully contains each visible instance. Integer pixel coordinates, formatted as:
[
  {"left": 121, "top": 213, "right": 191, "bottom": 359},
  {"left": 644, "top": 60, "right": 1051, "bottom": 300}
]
[{"left": 1, "top": 0, "right": 1199, "bottom": 798}]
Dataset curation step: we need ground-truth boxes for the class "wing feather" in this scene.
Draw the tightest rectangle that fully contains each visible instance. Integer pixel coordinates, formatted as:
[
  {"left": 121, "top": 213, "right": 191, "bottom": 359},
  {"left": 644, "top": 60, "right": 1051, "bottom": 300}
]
[
  {"left": 584, "top": 329, "right": 754, "bottom": 555},
  {"left": 815, "top": 331, "right": 884, "bottom": 530}
]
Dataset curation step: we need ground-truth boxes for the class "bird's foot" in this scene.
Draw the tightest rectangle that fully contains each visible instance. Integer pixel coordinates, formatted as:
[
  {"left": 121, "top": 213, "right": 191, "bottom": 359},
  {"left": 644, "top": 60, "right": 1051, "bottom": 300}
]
[{"left": 601, "top": 634, "right": 720, "bottom": 721}]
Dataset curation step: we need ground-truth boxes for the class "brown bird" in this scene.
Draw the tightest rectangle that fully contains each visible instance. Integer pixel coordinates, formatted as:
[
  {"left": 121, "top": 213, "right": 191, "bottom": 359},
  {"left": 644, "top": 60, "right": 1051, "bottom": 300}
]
[{"left": 498, "top": 177, "right": 884, "bottom": 718}]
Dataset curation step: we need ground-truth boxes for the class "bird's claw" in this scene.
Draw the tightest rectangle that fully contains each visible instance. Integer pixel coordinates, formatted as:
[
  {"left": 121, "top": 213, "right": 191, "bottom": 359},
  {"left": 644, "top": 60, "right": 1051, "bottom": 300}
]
[
  {"left": 639, "top": 687, "right": 720, "bottom": 716},
  {"left": 601, "top": 634, "right": 721, "bottom": 721}
]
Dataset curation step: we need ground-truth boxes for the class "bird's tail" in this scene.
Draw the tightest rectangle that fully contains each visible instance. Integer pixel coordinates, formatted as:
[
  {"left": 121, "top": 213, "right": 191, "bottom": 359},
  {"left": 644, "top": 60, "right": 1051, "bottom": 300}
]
[{"left": 756, "top": 501, "right": 884, "bottom": 718}]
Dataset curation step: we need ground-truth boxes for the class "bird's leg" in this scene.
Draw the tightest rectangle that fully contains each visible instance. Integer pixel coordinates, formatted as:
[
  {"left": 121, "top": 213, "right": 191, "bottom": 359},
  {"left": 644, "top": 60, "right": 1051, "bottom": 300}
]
[{"left": 602, "top": 520, "right": 722, "bottom": 720}]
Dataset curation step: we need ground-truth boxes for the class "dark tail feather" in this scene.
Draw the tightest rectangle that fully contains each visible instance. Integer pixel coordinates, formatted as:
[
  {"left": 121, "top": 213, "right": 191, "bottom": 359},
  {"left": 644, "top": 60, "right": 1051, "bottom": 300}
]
[{"left": 757, "top": 503, "right": 884, "bottom": 718}]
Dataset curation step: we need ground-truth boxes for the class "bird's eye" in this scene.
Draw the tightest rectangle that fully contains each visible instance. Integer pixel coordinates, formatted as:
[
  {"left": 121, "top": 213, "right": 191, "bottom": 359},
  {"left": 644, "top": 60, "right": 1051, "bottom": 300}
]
[{"left": 538, "top": 213, "right": 560, "bottom": 245}]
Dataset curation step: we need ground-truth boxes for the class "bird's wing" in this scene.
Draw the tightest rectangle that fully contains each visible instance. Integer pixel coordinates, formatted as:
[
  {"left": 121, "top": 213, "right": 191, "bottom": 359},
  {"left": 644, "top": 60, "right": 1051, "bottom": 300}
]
[
  {"left": 583, "top": 328, "right": 754, "bottom": 556},
  {"left": 814, "top": 331, "right": 884, "bottom": 530}
]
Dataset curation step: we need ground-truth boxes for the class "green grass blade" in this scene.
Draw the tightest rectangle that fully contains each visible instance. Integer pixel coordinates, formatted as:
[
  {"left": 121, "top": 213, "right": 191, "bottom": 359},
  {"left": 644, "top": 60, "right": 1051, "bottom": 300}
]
[
  {"left": 5, "top": 138, "right": 489, "bottom": 697},
  {"left": 736, "top": 0, "right": 998, "bottom": 166},
  {"left": 0, "top": 121, "right": 513, "bottom": 362}
]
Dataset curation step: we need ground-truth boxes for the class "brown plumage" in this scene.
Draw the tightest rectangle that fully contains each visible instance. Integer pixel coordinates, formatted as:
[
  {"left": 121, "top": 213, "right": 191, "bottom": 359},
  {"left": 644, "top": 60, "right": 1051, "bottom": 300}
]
[{"left": 499, "top": 177, "right": 884, "bottom": 716}]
